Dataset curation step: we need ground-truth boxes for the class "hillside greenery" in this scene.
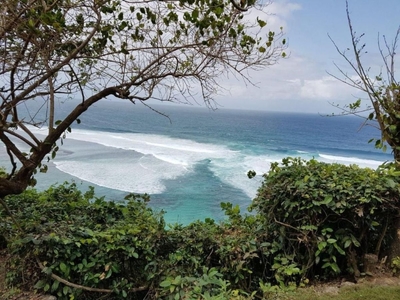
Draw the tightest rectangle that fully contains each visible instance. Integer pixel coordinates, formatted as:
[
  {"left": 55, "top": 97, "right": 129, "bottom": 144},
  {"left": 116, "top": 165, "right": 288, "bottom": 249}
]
[{"left": 1, "top": 158, "right": 400, "bottom": 299}]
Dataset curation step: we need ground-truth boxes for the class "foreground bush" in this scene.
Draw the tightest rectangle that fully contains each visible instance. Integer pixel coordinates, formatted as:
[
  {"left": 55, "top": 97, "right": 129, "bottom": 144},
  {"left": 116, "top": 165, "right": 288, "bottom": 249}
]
[
  {"left": 1, "top": 183, "right": 265, "bottom": 299},
  {"left": 1, "top": 158, "right": 399, "bottom": 299},
  {"left": 1, "top": 184, "right": 168, "bottom": 299},
  {"left": 251, "top": 158, "right": 400, "bottom": 281}
]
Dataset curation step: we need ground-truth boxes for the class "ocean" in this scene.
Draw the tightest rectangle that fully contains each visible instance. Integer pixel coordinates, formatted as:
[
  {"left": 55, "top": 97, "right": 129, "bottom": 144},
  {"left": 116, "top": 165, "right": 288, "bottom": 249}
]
[{"left": 0, "top": 100, "right": 393, "bottom": 224}]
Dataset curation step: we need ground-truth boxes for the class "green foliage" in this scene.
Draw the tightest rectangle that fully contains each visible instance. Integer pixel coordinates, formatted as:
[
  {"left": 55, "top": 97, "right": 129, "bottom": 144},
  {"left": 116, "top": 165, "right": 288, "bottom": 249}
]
[
  {"left": 158, "top": 267, "right": 254, "bottom": 300},
  {"left": 0, "top": 167, "right": 6, "bottom": 178},
  {"left": 1, "top": 181, "right": 286, "bottom": 298},
  {"left": 247, "top": 170, "right": 256, "bottom": 179},
  {"left": 3, "top": 158, "right": 399, "bottom": 298},
  {"left": 1, "top": 183, "right": 166, "bottom": 299},
  {"left": 391, "top": 256, "right": 400, "bottom": 275},
  {"left": 251, "top": 158, "right": 400, "bottom": 280},
  {"left": 1, "top": 183, "right": 268, "bottom": 298}
]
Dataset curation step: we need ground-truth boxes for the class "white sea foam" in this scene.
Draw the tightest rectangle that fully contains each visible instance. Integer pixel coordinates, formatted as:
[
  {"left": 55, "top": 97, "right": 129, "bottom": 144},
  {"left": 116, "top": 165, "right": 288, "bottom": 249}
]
[
  {"left": 209, "top": 154, "right": 277, "bottom": 199},
  {"left": 152, "top": 154, "right": 189, "bottom": 166},
  {"left": 296, "top": 150, "right": 309, "bottom": 154},
  {"left": 29, "top": 127, "right": 233, "bottom": 194},
  {"left": 319, "top": 153, "right": 384, "bottom": 169},
  {"left": 54, "top": 153, "right": 187, "bottom": 194},
  {"left": 20, "top": 126, "right": 388, "bottom": 198},
  {"left": 145, "top": 142, "right": 217, "bottom": 153}
]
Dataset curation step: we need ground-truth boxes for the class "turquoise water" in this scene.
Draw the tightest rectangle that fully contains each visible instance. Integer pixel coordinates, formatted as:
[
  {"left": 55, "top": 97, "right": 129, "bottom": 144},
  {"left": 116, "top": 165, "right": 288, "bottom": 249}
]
[{"left": 1, "top": 101, "right": 392, "bottom": 224}]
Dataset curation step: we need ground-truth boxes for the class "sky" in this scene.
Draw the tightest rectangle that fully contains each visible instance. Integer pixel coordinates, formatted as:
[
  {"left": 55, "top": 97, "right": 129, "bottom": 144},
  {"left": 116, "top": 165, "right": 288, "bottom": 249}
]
[{"left": 212, "top": 0, "right": 400, "bottom": 113}]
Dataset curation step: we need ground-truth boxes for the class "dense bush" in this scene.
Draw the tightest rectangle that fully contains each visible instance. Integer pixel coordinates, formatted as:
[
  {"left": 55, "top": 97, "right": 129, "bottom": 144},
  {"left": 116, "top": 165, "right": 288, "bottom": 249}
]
[
  {"left": 1, "top": 184, "right": 169, "bottom": 299},
  {"left": 1, "top": 183, "right": 265, "bottom": 299},
  {"left": 1, "top": 158, "right": 400, "bottom": 299},
  {"left": 250, "top": 158, "right": 400, "bottom": 280}
]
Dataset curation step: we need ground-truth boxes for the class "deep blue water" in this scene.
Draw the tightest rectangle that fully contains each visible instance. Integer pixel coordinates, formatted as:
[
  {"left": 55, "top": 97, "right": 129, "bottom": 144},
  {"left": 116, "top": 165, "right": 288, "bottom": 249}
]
[{"left": 0, "top": 101, "right": 393, "bottom": 224}]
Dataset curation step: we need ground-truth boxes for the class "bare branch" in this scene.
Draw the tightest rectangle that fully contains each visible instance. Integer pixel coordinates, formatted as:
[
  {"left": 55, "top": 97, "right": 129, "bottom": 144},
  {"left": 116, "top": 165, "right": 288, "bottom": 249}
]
[
  {"left": 36, "top": 258, "right": 148, "bottom": 293},
  {"left": 330, "top": 0, "right": 400, "bottom": 164}
]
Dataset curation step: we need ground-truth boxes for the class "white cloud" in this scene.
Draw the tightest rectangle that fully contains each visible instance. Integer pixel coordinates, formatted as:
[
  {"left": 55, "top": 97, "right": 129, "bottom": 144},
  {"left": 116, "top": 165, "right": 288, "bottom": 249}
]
[
  {"left": 244, "top": 0, "right": 301, "bottom": 32},
  {"left": 268, "top": 1, "right": 302, "bottom": 21},
  {"left": 299, "top": 76, "right": 345, "bottom": 99},
  {"left": 215, "top": 50, "right": 365, "bottom": 113},
  {"left": 203, "top": 1, "right": 378, "bottom": 113}
]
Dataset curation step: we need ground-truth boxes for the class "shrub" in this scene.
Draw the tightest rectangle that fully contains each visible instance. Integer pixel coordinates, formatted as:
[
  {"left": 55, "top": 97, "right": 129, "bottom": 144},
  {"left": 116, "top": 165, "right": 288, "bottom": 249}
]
[
  {"left": 1, "top": 183, "right": 267, "bottom": 299},
  {"left": 1, "top": 183, "right": 166, "bottom": 299},
  {"left": 250, "top": 158, "right": 400, "bottom": 280},
  {"left": 3, "top": 158, "right": 397, "bottom": 299}
]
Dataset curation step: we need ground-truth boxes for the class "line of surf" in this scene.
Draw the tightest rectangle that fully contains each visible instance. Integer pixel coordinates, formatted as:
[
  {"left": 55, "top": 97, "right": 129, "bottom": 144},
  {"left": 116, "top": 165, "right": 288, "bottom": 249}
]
[{"left": 318, "top": 153, "right": 385, "bottom": 168}]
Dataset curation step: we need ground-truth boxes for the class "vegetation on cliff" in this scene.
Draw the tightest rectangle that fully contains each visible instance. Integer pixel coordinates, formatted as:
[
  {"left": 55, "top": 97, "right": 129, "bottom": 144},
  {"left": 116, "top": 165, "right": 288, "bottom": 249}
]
[{"left": 1, "top": 159, "right": 399, "bottom": 299}]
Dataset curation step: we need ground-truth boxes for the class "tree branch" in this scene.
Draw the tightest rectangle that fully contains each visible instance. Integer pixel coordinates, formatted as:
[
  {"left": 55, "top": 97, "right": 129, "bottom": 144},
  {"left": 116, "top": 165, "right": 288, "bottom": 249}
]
[{"left": 36, "top": 259, "right": 148, "bottom": 293}]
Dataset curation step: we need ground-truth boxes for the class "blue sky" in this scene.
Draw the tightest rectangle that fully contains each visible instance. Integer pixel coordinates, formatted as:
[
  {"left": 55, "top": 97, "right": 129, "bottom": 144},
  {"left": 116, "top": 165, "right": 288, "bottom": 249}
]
[{"left": 214, "top": 0, "right": 400, "bottom": 113}]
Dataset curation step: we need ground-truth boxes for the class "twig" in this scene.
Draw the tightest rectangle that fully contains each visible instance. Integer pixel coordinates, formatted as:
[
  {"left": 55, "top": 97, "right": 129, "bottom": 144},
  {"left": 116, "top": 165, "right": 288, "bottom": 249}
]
[
  {"left": 230, "top": 0, "right": 248, "bottom": 11},
  {"left": 0, "top": 197, "right": 21, "bottom": 230},
  {"left": 274, "top": 218, "right": 303, "bottom": 233},
  {"left": 36, "top": 259, "right": 148, "bottom": 293},
  {"left": 375, "top": 216, "right": 389, "bottom": 256}
]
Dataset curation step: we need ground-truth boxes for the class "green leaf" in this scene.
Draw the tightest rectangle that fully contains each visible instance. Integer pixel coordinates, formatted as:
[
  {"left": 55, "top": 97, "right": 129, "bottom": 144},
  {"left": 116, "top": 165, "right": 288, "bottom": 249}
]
[
  {"left": 160, "top": 280, "right": 171, "bottom": 287},
  {"left": 60, "top": 262, "right": 67, "bottom": 273},
  {"left": 257, "top": 19, "right": 267, "bottom": 28},
  {"left": 321, "top": 262, "right": 331, "bottom": 269},
  {"left": 42, "top": 267, "right": 52, "bottom": 275},
  {"left": 330, "top": 262, "right": 340, "bottom": 273},
  {"left": 386, "top": 179, "right": 397, "bottom": 188},
  {"left": 334, "top": 243, "right": 345, "bottom": 255},
  {"left": 351, "top": 235, "right": 361, "bottom": 247},
  {"left": 214, "top": 7, "right": 223, "bottom": 16},
  {"left": 172, "top": 275, "right": 182, "bottom": 285},
  {"left": 318, "top": 241, "right": 327, "bottom": 251},
  {"left": 320, "top": 195, "right": 333, "bottom": 205},
  {"left": 327, "top": 238, "right": 337, "bottom": 244},
  {"left": 63, "top": 286, "right": 69, "bottom": 295},
  {"left": 349, "top": 99, "right": 361, "bottom": 110},
  {"left": 371, "top": 221, "right": 380, "bottom": 227},
  {"left": 315, "top": 256, "right": 320, "bottom": 264},
  {"left": 34, "top": 279, "right": 47, "bottom": 289},
  {"left": 51, "top": 280, "right": 60, "bottom": 292},
  {"left": 191, "top": 8, "right": 199, "bottom": 20}
]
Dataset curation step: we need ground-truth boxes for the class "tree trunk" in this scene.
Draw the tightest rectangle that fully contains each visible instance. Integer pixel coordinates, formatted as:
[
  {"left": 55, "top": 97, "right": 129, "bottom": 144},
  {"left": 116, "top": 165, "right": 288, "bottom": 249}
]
[
  {"left": 0, "top": 178, "right": 27, "bottom": 198},
  {"left": 388, "top": 211, "right": 400, "bottom": 263},
  {"left": 388, "top": 149, "right": 400, "bottom": 263}
]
